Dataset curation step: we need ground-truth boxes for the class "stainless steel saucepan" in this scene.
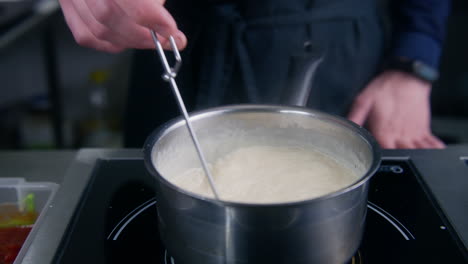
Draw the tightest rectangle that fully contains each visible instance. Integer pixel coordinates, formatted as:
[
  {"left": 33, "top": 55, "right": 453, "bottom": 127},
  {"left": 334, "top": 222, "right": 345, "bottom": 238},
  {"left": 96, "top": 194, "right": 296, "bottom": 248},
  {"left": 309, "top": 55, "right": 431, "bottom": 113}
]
[
  {"left": 144, "top": 44, "right": 381, "bottom": 264},
  {"left": 144, "top": 105, "right": 380, "bottom": 264}
]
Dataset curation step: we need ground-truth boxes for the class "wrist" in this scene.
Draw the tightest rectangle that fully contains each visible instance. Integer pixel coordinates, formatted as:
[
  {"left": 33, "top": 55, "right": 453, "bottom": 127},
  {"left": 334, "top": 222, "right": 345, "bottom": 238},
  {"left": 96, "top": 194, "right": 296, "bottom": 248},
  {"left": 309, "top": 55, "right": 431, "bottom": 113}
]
[{"left": 385, "top": 57, "right": 439, "bottom": 84}]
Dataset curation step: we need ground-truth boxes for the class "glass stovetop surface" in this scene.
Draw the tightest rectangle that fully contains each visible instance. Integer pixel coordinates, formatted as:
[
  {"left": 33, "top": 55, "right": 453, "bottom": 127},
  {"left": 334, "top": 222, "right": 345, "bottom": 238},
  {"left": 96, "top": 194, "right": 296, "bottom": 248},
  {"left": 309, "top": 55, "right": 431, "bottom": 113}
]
[{"left": 53, "top": 159, "right": 468, "bottom": 264}]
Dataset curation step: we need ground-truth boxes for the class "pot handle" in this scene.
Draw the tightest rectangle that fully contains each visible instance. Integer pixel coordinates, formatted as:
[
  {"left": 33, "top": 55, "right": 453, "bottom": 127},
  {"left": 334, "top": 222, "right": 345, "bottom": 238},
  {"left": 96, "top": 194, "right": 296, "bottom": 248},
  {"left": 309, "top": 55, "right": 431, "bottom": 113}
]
[{"left": 281, "top": 42, "right": 323, "bottom": 107}]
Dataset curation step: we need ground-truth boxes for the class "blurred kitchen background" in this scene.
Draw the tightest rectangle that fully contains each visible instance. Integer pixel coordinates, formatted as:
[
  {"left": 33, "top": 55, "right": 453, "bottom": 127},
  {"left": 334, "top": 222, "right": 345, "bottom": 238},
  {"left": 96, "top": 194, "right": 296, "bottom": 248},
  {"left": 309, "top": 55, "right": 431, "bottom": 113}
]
[{"left": 0, "top": 0, "right": 467, "bottom": 150}]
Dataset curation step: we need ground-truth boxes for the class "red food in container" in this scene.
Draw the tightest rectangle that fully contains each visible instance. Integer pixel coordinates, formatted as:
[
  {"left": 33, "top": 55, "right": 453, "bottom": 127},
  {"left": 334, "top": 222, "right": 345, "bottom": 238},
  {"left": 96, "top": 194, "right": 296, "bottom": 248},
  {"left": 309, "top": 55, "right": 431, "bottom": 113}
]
[{"left": 0, "top": 226, "right": 33, "bottom": 264}]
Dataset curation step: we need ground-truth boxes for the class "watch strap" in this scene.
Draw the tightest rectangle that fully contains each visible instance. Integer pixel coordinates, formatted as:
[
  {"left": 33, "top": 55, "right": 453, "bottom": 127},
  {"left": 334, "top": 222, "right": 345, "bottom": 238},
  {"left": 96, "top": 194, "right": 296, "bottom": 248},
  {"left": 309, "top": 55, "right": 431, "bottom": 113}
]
[{"left": 386, "top": 57, "right": 439, "bottom": 83}]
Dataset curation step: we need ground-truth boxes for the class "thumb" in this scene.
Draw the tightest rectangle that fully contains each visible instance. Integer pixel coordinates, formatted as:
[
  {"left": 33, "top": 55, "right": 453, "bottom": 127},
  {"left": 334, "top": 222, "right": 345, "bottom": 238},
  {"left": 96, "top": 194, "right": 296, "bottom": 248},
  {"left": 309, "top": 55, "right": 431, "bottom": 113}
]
[{"left": 347, "top": 94, "right": 373, "bottom": 126}]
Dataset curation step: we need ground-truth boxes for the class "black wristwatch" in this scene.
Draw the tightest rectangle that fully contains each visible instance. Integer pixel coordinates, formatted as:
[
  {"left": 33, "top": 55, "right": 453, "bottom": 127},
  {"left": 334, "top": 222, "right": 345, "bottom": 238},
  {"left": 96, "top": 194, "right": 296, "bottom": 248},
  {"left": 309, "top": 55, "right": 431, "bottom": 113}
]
[{"left": 386, "top": 57, "right": 439, "bottom": 83}]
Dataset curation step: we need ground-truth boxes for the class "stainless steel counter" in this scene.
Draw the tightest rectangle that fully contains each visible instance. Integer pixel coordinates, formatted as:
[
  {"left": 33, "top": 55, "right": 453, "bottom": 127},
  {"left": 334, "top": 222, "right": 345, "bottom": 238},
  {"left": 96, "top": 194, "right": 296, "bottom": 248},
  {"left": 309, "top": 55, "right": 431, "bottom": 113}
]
[
  {"left": 0, "top": 150, "right": 76, "bottom": 183},
  {"left": 1, "top": 147, "right": 467, "bottom": 263}
]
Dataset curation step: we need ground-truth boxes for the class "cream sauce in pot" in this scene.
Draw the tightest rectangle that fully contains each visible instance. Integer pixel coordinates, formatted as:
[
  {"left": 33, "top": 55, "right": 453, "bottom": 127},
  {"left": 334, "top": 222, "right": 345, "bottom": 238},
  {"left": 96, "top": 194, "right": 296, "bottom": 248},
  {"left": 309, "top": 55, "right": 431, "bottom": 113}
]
[{"left": 166, "top": 145, "right": 358, "bottom": 203}]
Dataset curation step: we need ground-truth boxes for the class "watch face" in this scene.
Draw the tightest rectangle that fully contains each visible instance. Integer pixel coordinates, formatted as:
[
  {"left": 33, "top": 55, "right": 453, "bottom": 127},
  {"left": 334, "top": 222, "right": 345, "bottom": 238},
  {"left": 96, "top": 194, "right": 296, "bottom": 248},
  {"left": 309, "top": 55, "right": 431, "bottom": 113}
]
[{"left": 413, "top": 61, "right": 439, "bottom": 82}]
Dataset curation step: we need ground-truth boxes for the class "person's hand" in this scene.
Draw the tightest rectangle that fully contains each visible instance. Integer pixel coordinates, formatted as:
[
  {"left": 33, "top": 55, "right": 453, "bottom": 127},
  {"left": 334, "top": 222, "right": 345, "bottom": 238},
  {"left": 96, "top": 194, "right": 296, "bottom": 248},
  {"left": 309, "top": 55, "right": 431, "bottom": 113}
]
[
  {"left": 58, "top": 0, "right": 187, "bottom": 52},
  {"left": 347, "top": 70, "right": 445, "bottom": 149}
]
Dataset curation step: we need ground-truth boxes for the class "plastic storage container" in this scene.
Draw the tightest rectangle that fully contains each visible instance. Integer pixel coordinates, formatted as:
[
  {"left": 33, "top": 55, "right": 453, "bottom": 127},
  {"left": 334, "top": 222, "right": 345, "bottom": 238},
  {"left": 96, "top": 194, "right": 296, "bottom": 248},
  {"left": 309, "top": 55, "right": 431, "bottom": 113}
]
[{"left": 0, "top": 178, "right": 58, "bottom": 264}]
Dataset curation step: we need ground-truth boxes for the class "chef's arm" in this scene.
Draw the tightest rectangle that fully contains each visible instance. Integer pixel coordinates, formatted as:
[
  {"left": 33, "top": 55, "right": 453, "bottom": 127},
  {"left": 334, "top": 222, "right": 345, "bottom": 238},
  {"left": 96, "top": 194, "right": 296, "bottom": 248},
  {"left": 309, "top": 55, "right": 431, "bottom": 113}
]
[
  {"left": 389, "top": 0, "right": 451, "bottom": 71},
  {"left": 347, "top": 0, "right": 451, "bottom": 149}
]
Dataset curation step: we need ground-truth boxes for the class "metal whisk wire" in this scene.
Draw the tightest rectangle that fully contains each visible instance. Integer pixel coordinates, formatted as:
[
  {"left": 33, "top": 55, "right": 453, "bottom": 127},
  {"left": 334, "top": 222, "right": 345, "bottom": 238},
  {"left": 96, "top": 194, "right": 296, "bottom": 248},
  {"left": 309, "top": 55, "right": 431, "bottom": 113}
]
[{"left": 150, "top": 30, "right": 220, "bottom": 200}]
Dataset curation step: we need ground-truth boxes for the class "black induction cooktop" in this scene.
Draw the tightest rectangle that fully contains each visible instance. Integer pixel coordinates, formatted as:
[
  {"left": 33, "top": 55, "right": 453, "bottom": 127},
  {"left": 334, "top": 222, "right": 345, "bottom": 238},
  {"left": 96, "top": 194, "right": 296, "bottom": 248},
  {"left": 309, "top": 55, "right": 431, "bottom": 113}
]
[{"left": 52, "top": 158, "right": 468, "bottom": 264}]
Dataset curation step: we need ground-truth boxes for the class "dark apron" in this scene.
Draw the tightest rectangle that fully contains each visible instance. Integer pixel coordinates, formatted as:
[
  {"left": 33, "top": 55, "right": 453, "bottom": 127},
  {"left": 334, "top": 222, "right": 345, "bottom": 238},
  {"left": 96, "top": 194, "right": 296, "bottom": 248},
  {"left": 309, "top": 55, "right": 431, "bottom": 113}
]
[{"left": 124, "top": 0, "right": 387, "bottom": 147}]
